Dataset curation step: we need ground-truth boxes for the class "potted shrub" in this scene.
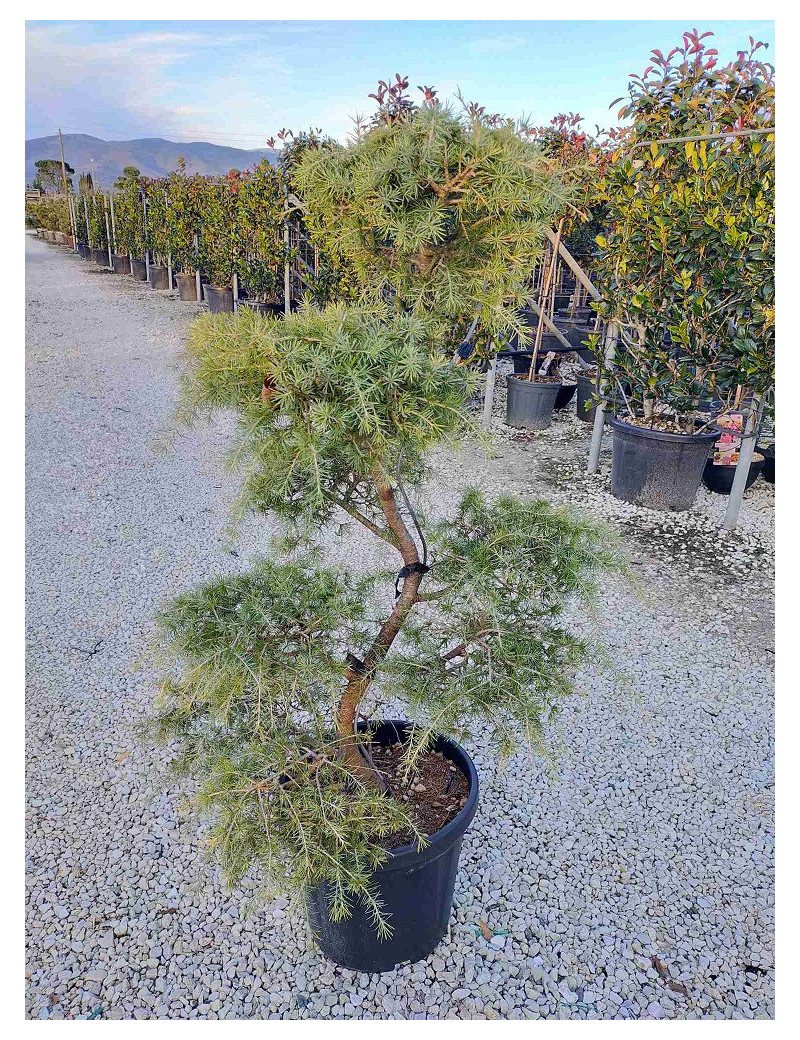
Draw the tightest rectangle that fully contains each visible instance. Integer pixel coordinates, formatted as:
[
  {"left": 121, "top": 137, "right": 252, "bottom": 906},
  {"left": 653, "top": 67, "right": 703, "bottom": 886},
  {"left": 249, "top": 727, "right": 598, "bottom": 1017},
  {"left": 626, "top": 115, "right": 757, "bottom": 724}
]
[
  {"left": 592, "top": 31, "right": 775, "bottom": 511},
  {"left": 89, "top": 193, "right": 109, "bottom": 267},
  {"left": 149, "top": 90, "right": 617, "bottom": 972},
  {"left": 197, "top": 171, "right": 241, "bottom": 312},
  {"left": 163, "top": 160, "right": 206, "bottom": 300},
  {"left": 113, "top": 170, "right": 147, "bottom": 279},
  {"left": 236, "top": 158, "right": 285, "bottom": 314},
  {"left": 142, "top": 179, "right": 172, "bottom": 289},
  {"left": 73, "top": 196, "right": 90, "bottom": 258}
]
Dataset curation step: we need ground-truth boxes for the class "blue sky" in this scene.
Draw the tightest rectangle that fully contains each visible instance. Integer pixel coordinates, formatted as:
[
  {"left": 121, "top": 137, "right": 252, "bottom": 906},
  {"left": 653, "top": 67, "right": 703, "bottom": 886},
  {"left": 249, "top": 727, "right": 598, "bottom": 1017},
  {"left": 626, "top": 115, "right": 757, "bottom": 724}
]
[{"left": 26, "top": 20, "right": 776, "bottom": 147}]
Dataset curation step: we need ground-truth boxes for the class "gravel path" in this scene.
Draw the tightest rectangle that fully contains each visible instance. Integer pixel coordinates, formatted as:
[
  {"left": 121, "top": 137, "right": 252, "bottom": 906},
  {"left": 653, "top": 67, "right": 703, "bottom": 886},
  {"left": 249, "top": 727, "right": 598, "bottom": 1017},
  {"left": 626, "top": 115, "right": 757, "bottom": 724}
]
[{"left": 26, "top": 233, "right": 774, "bottom": 1020}]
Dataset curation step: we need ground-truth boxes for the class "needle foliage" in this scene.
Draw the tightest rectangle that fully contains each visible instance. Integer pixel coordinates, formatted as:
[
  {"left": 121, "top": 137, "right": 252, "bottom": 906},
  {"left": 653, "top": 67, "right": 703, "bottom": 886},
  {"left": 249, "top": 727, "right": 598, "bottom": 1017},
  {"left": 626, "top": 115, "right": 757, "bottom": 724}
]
[{"left": 150, "top": 90, "right": 620, "bottom": 937}]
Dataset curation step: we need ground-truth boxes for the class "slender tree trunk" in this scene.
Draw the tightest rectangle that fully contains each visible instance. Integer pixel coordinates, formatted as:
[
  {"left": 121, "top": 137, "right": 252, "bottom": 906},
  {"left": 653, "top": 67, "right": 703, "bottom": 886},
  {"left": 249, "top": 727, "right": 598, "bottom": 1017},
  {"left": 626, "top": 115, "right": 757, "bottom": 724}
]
[{"left": 336, "top": 473, "right": 424, "bottom": 787}]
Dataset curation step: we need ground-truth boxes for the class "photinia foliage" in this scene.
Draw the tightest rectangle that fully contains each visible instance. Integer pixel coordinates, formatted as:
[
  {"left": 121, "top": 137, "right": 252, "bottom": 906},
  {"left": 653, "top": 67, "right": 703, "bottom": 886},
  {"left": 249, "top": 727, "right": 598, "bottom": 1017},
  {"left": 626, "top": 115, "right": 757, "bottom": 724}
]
[{"left": 592, "top": 30, "right": 775, "bottom": 426}]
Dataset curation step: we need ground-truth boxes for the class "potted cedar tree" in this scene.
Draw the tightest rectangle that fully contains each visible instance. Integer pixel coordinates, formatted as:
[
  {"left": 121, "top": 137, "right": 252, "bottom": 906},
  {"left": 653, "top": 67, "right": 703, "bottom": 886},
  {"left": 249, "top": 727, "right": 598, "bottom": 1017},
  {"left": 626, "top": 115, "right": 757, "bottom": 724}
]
[
  {"left": 592, "top": 31, "right": 775, "bottom": 511},
  {"left": 149, "top": 89, "right": 619, "bottom": 972}
]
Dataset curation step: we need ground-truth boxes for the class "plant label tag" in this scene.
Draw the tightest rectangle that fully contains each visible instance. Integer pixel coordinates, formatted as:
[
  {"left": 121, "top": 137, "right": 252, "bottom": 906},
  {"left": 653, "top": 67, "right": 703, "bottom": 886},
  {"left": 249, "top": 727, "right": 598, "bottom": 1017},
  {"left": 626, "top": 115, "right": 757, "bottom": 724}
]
[{"left": 713, "top": 412, "right": 743, "bottom": 466}]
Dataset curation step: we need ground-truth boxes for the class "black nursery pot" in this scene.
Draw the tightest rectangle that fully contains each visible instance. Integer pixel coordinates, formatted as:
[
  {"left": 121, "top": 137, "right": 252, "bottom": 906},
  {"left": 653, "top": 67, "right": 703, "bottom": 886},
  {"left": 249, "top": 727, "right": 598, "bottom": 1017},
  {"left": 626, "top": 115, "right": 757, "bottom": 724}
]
[
  {"left": 702, "top": 455, "right": 764, "bottom": 495},
  {"left": 610, "top": 416, "right": 719, "bottom": 511},
  {"left": 307, "top": 721, "right": 478, "bottom": 973},
  {"left": 130, "top": 258, "right": 148, "bottom": 281},
  {"left": 111, "top": 253, "right": 130, "bottom": 276},
  {"left": 553, "top": 322, "right": 591, "bottom": 349},
  {"left": 92, "top": 248, "right": 109, "bottom": 267},
  {"left": 204, "top": 285, "right": 235, "bottom": 313},
  {"left": 505, "top": 374, "right": 561, "bottom": 430},
  {"left": 554, "top": 383, "right": 577, "bottom": 410},
  {"left": 148, "top": 265, "right": 171, "bottom": 290},
  {"left": 176, "top": 272, "right": 199, "bottom": 301},
  {"left": 758, "top": 443, "right": 775, "bottom": 484},
  {"left": 239, "top": 300, "right": 284, "bottom": 317},
  {"left": 77, "top": 242, "right": 90, "bottom": 259}
]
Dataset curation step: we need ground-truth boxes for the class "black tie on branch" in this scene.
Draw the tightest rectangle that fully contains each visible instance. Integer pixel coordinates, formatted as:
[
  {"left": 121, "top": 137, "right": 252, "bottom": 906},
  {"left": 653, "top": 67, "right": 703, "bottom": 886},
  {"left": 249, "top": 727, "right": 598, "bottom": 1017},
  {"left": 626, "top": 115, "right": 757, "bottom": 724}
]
[
  {"left": 345, "top": 652, "right": 367, "bottom": 677},
  {"left": 394, "top": 562, "right": 431, "bottom": 598}
]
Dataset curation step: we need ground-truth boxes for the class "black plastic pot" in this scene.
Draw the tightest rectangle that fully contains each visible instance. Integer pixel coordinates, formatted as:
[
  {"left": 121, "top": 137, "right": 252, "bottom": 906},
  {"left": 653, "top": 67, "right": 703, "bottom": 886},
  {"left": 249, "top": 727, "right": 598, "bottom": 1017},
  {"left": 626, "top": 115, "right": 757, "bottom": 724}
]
[
  {"left": 758, "top": 443, "right": 775, "bottom": 484},
  {"left": 77, "top": 242, "right": 90, "bottom": 260},
  {"left": 554, "top": 383, "right": 577, "bottom": 410},
  {"left": 176, "top": 272, "right": 199, "bottom": 301},
  {"left": 557, "top": 306, "right": 594, "bottom": 324},
  {"left": 239, "top": 300, "right": 284, "bottom": 317},
  {"left": 610, "top": 417, "right": 719, "bottom": 511},
  {"left": 575, "top": 372, "right": 599, "bottom": 423},
  {"left": 148, "top": 265, "right": 171, "bottom": 290},
  {"left": 111, "top": 253, "right": 130, "bottom": 276},
  {"left": 505, "top": 375, "right": 561, "bottom": 430},
  {"left": 204, "top": 285, "right": 235, "bottom": 313},
  {"left": 553, "top": 322, "right": 590, "bottom": 349},
  {"left": 130, "top": 258, "right": 147, "bottom": 282},
  {"left": 92, "top": 248, "right": 109, "bottom": 267},
  {"left": 510, "top": 352, "right": 534, "bottom": 377},
  {"left": 307, "top": 720, "right": 478, "bottom": 972},
  {"left": 702, "top": 455, "right": 764, "bottom": 495}
]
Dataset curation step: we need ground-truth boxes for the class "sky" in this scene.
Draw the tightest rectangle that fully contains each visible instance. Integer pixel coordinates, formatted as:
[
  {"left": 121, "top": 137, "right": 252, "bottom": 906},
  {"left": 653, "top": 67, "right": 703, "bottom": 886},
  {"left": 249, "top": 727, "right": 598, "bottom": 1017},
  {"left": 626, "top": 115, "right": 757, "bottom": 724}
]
[{"left": 25, "top": 20, "right": 776, "bottom": 147}]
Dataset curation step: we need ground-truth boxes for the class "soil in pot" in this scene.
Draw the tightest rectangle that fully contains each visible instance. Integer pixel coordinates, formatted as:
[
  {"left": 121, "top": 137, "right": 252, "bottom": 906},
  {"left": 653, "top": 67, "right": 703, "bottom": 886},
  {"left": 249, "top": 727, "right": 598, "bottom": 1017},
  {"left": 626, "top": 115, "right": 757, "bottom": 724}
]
[
  {"left": 610, "top": 416, "right": 719, "bottom": 511},
  {"left": 111, "top": 253, "right": 130, "bottom": 276},
  {"left": 702, "top": 453, "right": 764, "bottom": 495},
  {"left": 130, "top": 258, "right": 147, "bottom": 281},
  {"left": 175, "top": 272, "right": 199, "bottom": 301},
  {"left": 307, "top": 720, "right": 478, "bottom": 973},
  {"left": 505, "top": 374, "right": 561, "bottom": 431},
  {"left": 148, "top": 265, "right": 171, "bottom": 290},
  {"left": 204, "top": 285, "right": 235, "bottom": 313}
]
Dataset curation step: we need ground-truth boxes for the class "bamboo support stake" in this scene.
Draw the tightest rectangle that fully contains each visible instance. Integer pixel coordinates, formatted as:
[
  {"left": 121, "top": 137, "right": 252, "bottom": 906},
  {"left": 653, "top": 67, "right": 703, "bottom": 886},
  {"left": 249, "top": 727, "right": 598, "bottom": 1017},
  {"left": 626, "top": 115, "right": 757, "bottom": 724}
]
[
  {"left": 528, "top": 224, "right": 562, "bottom": 380},
  {"left": 546, "top": 231, "right": 602, "bottom": 301},
  {"left": 109, "top": 193, "right": 117, "bottom": 254},
  {"left": 587, "top": 323, "right": 618, "bottom": 473},
  {"left": 232, "top": 273, "right": 239, "bottom": 312}
]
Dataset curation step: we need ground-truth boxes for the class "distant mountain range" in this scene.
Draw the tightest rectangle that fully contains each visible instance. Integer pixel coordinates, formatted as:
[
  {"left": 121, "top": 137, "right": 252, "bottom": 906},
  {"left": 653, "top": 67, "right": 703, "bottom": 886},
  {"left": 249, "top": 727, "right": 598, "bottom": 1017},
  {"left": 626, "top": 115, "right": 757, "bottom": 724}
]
[{"left": 25, "top": 134, "right": 279, "bottom": 188}]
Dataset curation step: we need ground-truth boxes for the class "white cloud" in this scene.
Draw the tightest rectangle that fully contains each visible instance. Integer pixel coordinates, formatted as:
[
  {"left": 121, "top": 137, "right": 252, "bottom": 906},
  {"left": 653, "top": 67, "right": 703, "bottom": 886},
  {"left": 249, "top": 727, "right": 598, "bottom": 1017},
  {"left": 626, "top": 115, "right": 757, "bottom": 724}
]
[{"left": 25, "top": 23, "right": 292, "bottom": 146}]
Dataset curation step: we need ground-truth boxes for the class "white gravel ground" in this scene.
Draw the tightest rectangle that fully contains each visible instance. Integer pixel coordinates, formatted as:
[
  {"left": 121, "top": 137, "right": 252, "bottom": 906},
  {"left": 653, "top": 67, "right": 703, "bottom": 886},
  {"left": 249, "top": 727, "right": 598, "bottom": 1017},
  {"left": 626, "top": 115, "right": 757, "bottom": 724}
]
[{"left": 26, "top": 233, "right": 774, "bottom": 1020}]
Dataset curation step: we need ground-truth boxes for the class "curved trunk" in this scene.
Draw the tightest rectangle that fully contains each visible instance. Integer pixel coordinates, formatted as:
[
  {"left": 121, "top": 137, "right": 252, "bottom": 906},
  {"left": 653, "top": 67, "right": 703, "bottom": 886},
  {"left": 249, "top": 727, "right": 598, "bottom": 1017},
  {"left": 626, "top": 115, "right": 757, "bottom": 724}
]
[{"left": 337, "top": 474, "right": 423, "bottom": 787}]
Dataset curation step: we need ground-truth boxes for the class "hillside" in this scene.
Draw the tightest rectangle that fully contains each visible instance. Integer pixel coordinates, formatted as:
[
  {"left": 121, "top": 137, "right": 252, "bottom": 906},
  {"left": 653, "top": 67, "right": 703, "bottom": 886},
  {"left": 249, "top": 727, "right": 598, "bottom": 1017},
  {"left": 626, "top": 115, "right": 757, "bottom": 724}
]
[{"left": 25, "top": 134, "right": 279, "bottom": 188}]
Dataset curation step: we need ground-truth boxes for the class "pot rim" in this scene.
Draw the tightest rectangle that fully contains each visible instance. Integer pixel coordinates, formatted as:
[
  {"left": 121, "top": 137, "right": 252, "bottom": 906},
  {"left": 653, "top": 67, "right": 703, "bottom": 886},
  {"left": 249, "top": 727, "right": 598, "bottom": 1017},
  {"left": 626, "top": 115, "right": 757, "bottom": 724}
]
[
  {"left": 355, "top": 720, "right": 478, "bottom": 872},
  {"left": 610, "top": 415, "right": 720, "bottom": 444},
  {"left": 506, "top": 373, "right": 563, "bottom": 390}
]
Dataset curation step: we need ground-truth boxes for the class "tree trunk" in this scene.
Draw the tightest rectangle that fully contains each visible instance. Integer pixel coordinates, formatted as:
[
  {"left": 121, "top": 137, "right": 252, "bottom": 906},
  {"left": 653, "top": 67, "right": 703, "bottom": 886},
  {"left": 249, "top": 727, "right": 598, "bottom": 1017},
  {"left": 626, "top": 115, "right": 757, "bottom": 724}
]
[{"left": 336, "top": 473, "right": 424, "bottom": 787}]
